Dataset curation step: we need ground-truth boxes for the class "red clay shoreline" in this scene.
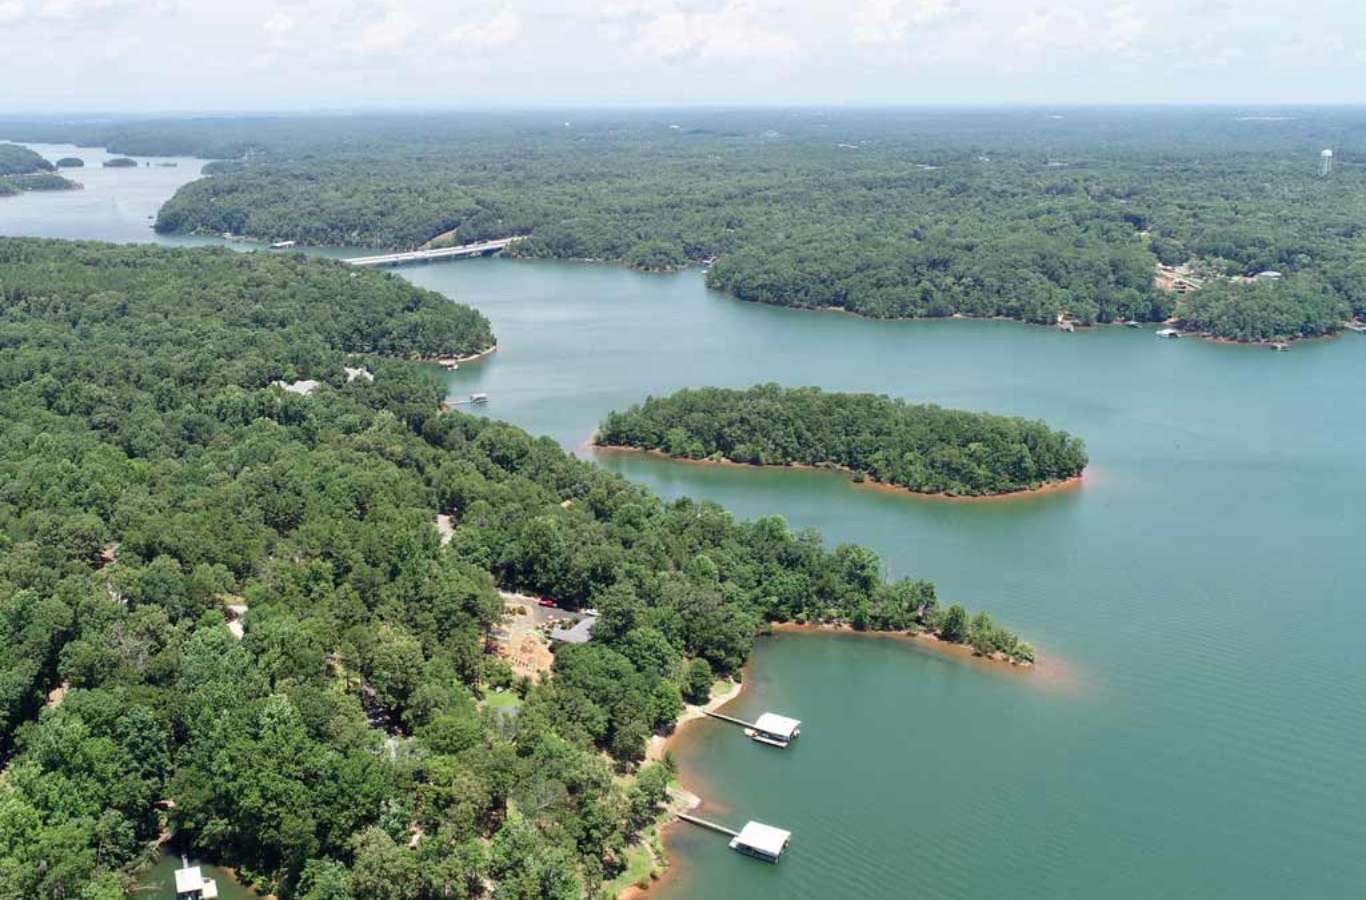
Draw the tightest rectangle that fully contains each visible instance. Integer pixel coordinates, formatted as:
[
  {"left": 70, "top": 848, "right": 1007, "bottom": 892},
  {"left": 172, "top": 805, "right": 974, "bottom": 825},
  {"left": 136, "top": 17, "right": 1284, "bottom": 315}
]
[{"left": 590, "top": 442, "right": 1085, "bottom": 503}]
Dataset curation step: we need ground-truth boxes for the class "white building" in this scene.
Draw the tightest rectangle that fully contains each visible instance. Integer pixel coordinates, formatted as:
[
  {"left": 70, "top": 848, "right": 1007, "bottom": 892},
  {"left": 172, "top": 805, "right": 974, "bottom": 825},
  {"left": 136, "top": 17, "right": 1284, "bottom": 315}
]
[
  {"left": 272, "top": 379, "right": 320, "bottom": 395},
  {"left": 749, "top": 713, "right": 801, "bottom": 747},
  {"left": 174, "top": 864, "right": 219, "bottom": 900},
  {"left": 729, "top": 821, "right": 792, "bottom": 862}
]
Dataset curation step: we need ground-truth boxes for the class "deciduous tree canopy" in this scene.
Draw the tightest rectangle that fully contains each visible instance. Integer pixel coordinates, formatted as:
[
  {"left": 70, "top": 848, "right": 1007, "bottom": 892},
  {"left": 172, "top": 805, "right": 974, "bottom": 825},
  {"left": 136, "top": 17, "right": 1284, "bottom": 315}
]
[
  {"left": 0, "top": 238, "right": 1024, "bottom": 899},
  {"left": 599, "top": 384, "right": 1087, "bottom": 497}
]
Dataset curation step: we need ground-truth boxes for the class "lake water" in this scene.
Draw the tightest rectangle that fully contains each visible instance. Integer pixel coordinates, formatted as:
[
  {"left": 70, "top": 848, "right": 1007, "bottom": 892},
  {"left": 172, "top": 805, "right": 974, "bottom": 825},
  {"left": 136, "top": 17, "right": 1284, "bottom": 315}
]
[
  {"left": 5, "top": 142, "right": 1365, "bottom": 900},
  {"left": 136, "top": 850, "right": 258, "bottom": 900}
]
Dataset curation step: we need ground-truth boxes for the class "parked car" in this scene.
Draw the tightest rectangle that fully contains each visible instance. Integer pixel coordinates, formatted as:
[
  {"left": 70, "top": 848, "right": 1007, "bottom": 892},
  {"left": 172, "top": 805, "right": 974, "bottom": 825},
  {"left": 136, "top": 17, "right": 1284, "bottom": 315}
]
[
  {"left": 538, "top": 598, "right": 557, "bottom": 608},
  {"left": 583, "top": 608, "right": 600, "bottom": 617}
]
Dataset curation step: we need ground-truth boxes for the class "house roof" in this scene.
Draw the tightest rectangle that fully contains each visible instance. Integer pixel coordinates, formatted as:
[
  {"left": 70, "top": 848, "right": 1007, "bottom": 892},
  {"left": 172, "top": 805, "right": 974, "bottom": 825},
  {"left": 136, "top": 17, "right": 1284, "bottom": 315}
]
[
  {"left": 174, "top": 866, "right": 203, "bottom": 893},
  {"left": 273, "top": 379, "right": 321, "bottom": 395},
  {"left": 201, "top": 879, "right": 219, "bottom": 900},
  {"left": 753, "top": 712, "right": 800, "bottom": 738},
  {"left": 732, "top": 821, "right": 791, "bottom": 856}
]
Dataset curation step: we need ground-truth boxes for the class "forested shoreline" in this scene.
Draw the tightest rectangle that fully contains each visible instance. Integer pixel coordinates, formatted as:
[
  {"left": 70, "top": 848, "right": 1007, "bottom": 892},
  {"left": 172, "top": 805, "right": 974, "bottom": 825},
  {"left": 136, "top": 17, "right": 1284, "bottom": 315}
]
[
  {"left": 0, "top": 238, "right": 1028, "bottom": 899},
  {"left": 0, "top": 143, "right": 79, "bottom": 196},
  {"left": 597, "top": 385, "right": 1087, "bottom": 498},
  {"left": 4, "top": 109, "right": 1363, "bottom": 340}
]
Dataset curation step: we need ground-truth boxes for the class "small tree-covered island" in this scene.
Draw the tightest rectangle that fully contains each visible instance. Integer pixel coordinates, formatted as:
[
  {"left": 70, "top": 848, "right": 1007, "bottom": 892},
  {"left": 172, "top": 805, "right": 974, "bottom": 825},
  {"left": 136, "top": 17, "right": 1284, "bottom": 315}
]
[
  {"left": 0, "top": 238, "right": 1032, "bottom": 900},
  {"left": 597, "top": 384, "right": 1088, "bottom": 499}
]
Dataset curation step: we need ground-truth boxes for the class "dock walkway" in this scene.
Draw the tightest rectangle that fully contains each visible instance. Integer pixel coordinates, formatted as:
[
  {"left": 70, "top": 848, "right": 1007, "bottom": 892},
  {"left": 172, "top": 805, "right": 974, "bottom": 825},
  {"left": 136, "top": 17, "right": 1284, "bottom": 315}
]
[
  {"left": 676, "top": 813, "right": 739, "bottom": 837},
  {"left": 704, "top": 711, "right": 757, "bottom": 728}
]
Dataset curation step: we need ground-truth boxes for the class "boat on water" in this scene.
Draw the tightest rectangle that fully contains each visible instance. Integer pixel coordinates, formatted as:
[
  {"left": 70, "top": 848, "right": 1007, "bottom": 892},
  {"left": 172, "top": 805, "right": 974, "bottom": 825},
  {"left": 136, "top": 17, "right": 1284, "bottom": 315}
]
[
  {"left": 1156, "top": 327, "right": 1181, "bottom": 338},
  {"left": 471, "top": 393, "right": 489, "bottom": 404}
]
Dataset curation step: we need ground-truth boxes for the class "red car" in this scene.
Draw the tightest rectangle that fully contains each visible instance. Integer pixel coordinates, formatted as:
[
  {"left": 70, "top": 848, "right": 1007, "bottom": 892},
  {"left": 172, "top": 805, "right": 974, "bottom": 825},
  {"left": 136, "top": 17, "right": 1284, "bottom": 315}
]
[{"left": 537, "top": 598, "right": 558, "bottom": 608}]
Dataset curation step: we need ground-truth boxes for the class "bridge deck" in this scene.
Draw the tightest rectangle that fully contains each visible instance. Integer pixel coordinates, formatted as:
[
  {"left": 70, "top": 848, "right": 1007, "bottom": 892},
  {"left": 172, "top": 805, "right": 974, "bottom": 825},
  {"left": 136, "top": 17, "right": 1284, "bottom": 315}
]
[{"left": 343, "top": 237, "right": 523, "bottom": 267}]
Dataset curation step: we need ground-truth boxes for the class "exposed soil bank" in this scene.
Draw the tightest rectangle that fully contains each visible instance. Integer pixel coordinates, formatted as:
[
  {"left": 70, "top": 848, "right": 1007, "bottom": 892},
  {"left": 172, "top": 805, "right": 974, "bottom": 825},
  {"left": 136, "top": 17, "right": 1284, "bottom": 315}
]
[{"left": 591, "top": 442, "right": 1085, "bottom": 503}]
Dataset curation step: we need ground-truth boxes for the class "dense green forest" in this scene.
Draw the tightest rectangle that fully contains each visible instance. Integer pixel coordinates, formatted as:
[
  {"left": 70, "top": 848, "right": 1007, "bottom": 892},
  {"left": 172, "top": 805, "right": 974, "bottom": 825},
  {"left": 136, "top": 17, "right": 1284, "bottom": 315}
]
[
  {"left": 4, "top": 109, "right": 1363, "bottom": 339},
  {"left": 102, "top": 157, "right": 138, "bottom": 168},
  {"left": 0, "top": 238, "right": 1023, "bottom": 899},
  {"left": 1176, "top": 275, "right": 1351, "bottom": 342},
  {"left": 55, "top": 157, "right": 84, "bottom": 168},
  {"left": 598, "top": 384, "right": 1087, "bottom": 497}
]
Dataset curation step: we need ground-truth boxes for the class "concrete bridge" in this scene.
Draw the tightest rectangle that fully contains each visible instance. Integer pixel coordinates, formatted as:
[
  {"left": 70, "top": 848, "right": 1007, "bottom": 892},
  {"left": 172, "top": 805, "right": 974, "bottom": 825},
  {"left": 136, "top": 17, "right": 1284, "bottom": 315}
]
[{"left": 342, "top": 236, "right": 524, "bottom": 268}]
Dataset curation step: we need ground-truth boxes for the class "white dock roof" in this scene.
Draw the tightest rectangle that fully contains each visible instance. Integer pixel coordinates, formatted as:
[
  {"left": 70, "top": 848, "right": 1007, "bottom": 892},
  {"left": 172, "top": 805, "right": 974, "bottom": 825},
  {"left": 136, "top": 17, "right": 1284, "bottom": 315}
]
[
  {"left": 732, "top": 821, "right": 791, "bottom": 856},
  {"left": 753, "top": 712, "right": 801, "bottom": 738},
  {"left": 174, "top": 866, "right": 203, "bottom": 894}
]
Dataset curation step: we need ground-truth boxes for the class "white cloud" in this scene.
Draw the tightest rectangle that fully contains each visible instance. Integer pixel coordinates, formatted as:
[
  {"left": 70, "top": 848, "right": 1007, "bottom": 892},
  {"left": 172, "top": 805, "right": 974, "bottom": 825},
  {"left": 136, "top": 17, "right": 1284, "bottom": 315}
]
[
  {"left": 446, "top": 8, "right": 521, "bottom": 49},
  {"left": 853, "top": 0, "right": 960, "bottom": 46},
  {"left": 1015, "top": 1, "right": 1153, "bottom": 55},
  {"left": 629, "top": 0, "right": 799, "bottom": 62},
  {"left": 357, "top": 5, "right": 418, "bottom": 54},
  {"left": 0, "top": 0, "right": 1360, "bottom": 108}
]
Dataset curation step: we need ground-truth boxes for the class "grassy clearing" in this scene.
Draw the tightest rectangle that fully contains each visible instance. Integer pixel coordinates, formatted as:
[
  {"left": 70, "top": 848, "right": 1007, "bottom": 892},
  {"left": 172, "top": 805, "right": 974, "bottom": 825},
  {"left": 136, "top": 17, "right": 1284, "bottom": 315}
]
[
  {"left": 604, "top": 836, "right": 659, "bottom": 897},
  {"left": 482, "top": 690, "right": 524, "bottom": 712}
]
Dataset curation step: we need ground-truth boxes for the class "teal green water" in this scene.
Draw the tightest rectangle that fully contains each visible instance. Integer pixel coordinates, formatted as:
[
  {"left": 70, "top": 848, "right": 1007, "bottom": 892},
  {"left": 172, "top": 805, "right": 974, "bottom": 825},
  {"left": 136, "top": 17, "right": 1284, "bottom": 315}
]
[
  {"left": 7, "top": 143, "right": 1366, "bottom": 899},
  {"left": 135, "top": 850, "right": 258, "bottom": 899}
]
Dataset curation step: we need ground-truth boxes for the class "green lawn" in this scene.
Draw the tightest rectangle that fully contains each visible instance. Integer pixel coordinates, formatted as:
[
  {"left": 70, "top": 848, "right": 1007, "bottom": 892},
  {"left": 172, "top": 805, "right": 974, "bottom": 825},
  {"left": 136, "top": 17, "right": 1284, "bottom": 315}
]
[
  {"left": 483, "top": 690, "right": 523, "bottom": 712},
  {"left": 604, "top": 838, "right": 658, "bottom": 897}
]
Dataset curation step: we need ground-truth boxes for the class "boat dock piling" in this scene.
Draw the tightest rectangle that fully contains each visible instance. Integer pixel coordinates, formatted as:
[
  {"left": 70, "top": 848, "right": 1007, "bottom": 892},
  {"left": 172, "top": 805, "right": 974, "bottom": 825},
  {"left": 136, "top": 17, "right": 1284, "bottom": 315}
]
[{"left": 704, "top": 711, "right": 757, "bottom": 729}]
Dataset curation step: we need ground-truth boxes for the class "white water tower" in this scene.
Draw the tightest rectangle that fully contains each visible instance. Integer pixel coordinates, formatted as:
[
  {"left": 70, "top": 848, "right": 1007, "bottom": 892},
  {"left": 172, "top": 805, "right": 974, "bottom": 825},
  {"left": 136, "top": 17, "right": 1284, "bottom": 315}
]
[{"left": 1319, "top": 148, "right": 1334, "bottom": 176}]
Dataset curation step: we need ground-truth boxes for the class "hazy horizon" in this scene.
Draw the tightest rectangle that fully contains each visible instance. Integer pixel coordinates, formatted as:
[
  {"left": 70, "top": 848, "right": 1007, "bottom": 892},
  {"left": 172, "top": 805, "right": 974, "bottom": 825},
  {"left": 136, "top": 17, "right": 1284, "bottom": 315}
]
[{"left": 2, "top": 0, "right": 1362, "bottom": 113}]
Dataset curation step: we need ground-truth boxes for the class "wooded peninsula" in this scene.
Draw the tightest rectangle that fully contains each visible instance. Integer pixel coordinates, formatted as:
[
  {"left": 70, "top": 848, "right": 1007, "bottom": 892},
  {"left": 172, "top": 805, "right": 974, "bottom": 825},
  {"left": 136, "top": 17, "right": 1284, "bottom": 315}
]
[
  {"left": 597, "top": 384, "right": 1088, "bottom": 498},
  {"left": 0, "top": 143, "right": 78, "bottom": 196},
  {"left": 0, "top": 238, "right": 1029, "bottom": 900}
]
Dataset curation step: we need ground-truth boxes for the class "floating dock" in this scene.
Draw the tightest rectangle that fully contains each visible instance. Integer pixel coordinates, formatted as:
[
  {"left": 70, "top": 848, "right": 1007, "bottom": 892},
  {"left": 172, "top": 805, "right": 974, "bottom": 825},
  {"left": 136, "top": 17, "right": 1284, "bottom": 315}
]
[
  {"left": 705, "top": 710, "right": 802, "bottom": 747},
  {"left": 444, "top": 393, "right": 489, "bottom": 408},
  {"left": 676, "top": 814, "right": 791, "bottom": 862}
]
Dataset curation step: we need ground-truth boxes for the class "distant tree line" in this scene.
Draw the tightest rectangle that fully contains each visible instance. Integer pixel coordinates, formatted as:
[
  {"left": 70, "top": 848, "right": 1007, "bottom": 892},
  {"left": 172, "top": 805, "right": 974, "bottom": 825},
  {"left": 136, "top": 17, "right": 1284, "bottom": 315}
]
[
  {"left": 599, "top": 384, "right": 1088, "bottom": 497},
  {"left": 7, "top": 110, "right": 1362, "bottom": 339}
]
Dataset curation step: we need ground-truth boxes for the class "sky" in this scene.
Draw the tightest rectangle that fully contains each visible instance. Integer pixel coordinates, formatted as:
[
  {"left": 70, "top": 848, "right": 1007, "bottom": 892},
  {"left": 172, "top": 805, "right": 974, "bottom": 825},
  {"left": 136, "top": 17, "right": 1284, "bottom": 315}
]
[{"left": 1, "top": 0, "right": 1362, "bottom": 111}]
